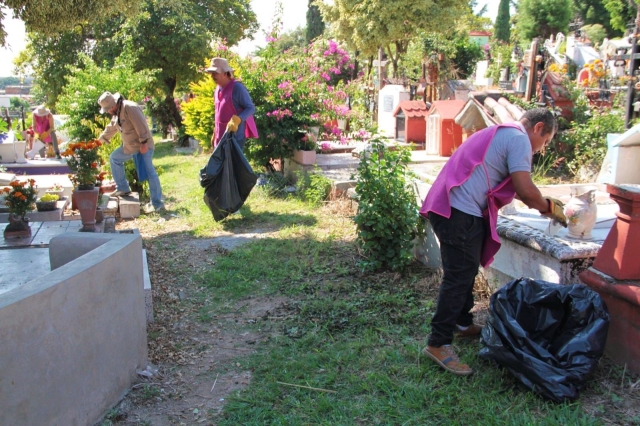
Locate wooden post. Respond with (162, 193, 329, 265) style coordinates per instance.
(625, 9, 640, 129)
(525, 39, 538, 102)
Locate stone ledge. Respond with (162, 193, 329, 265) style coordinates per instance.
(496, 216, 602, 261)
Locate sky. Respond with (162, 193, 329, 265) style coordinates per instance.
(0, 1, 499, 77)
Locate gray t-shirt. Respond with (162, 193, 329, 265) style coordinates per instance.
(449, 125, 532, 217)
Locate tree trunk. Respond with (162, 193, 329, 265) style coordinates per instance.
(352, 50, 360, 80)
(163, 77, 183, 129)
(385, 45, 398, 79)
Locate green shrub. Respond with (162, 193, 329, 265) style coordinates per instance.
(181, 75, 216, 150)
(557, 109, 625, 176)
(354, 139, 418, 272)
(294, 168, 332, 205)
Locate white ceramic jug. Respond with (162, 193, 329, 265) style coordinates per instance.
(564, 185, 597, 240)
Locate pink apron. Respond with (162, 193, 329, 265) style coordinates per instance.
(34, 114, 52, 143)
(214, 80, 258, 147)
(420, 123, 524, 267)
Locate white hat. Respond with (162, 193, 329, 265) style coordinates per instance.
(97, 91, 121, 114)
(205, 57, 234, 74)
(33, 105, 51, 117)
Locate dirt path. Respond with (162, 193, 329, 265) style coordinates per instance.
(98, 218, 291, 425)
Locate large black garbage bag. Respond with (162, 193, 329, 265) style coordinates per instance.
(479, 278, 609, 402)
(199, 132, 257, 221)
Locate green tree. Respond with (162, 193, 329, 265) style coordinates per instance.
(573, 0, 620, 37)
(17, 31, 87, 108)
(494, 0, 511, 42)
(107, 0, 257, 130)
(10, 97, 30, 109)
(270, 26, 307, 53)
(457, 1, 493, 32)
(516, 0, 573, 41)
(306, 0, 325, 43)
(0, 0, 137, 46)
(411, 32, 483, 81)
(0, 76, 19, 89)
(56, 55, 153, 141)
(316, 0, 467, 77)
(603, 0, 637, 34)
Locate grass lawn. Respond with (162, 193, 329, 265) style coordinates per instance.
(113, 140, 640, 425)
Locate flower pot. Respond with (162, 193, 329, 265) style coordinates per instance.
(95, 207, 104, 224)
(73, 187, 99, 232)
(4, 214, 31, 239)
(293, 149, 316, 165)
(36, 200, 58, 212)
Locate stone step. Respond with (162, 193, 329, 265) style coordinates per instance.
(117, 192, 140, 219)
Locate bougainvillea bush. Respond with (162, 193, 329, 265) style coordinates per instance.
(183, 31, 371, 169)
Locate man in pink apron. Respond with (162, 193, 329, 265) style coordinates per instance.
(205, 57, 258, 149)
(419, 108, 567, 376)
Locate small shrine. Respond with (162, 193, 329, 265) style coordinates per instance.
(392, 100, 429, 147)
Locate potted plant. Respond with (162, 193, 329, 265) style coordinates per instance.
(62, 140, 103, 232)
(2, 179, 38, 238)
(36, 193, 60, 211)
(46, 183, 65, 198)
(292, 128, 318, 165)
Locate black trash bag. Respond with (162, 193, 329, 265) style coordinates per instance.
(479, 278, 609, 402)
(199, 131, 257, 221)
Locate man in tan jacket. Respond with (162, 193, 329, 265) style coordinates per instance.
(97, 91, 164, 213)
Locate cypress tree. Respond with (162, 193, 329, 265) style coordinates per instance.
(306, 0, 325, 44)
(494, 0, 511, 42)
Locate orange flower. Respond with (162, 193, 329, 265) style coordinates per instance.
(14, 191, 23, 197)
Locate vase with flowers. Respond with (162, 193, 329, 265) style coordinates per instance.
(46, 183, 65, 199)
(292, 127, 318, 165)
(2, 179, 37, 238)
(62, 140, 103, 232)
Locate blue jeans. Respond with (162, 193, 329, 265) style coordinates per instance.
(427, 208, 485, 347)
(110, 145, 164, 208)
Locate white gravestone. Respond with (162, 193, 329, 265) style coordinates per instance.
(377, 85, 410, 137)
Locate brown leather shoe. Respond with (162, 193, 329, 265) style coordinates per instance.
(455, 324, 483, 339)
(423, 345, 473, 376)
